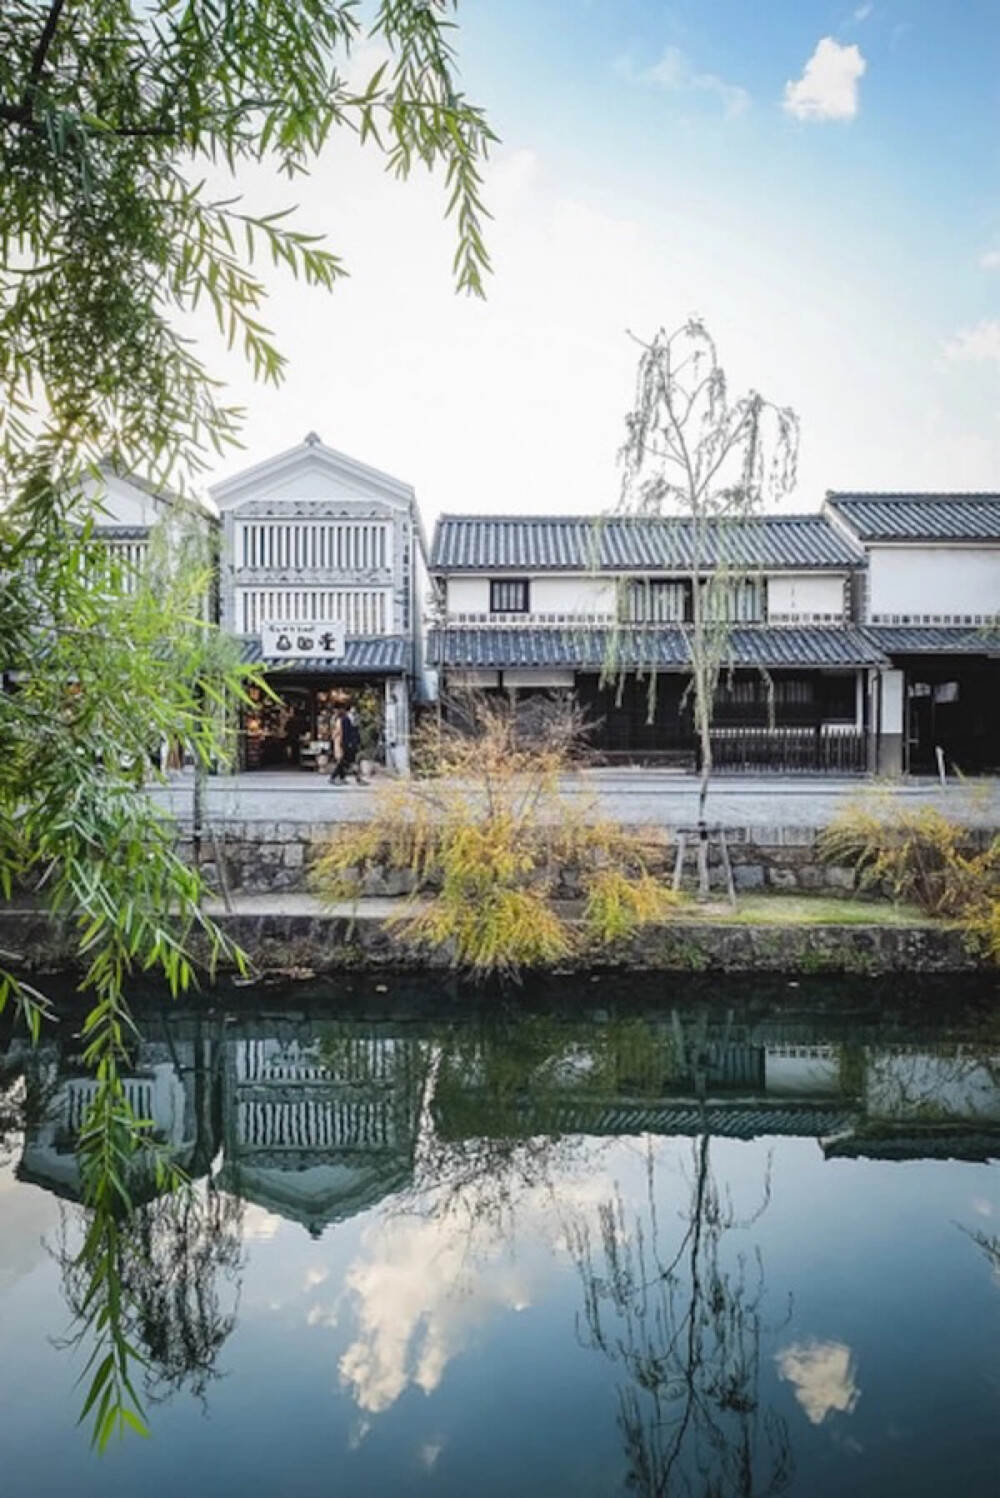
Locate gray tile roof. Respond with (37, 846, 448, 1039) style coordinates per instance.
(431, 513, 864, 572)
(866, 626, 1000, 656)
(428, 625, 885, 670)
(240, 634, 410, 674)
(826, 492, 1000, 542)
(88, 525, 150, 540)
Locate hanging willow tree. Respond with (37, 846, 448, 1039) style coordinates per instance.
(1, 0, 493, 1448)
(614, 319, 799, 897)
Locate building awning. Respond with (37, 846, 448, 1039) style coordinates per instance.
(428, 625, 886, 672)
(239, 634, 411, 675)
(864, 625, 1000, 657)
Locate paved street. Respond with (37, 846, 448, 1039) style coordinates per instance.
(150, 769, 1000, 828)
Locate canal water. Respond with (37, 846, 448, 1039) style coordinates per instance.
(2, 976, 1000, 1496)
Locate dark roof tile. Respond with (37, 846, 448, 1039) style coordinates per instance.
(431, 513, 863, 572)
(240, 634, 410, 673)
(826, 492, 1000, 542)
(428, 625, 884, 670)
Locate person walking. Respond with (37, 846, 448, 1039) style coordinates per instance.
(328, 706, 347, 784)
(329, 705, 363, 784)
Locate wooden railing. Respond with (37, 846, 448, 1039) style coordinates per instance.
(708, 727, 868, 774)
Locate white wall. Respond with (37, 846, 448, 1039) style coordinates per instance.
(446, 574, 615, 618)
(867, 546, 1000, 620)
(767, 573, 846, 620)
(880, 670, 905, 734)
(83, 471, 162, 528)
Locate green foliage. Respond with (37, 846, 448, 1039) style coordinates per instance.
(2, 0, 494, 1447)
(312, 691, 682, 976)
(0, 0, 494, 490)
(818, 800, 1000, 960)
(0, 499, 254, 1447)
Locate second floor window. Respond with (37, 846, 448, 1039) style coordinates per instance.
(490, 578, 530, 614)
(622, 579, 690, 623)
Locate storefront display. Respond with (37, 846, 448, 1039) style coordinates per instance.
(242, 679, 383, 770)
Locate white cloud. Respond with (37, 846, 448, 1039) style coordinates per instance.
(853, 4, 873, 20)
(979, 249, 1000, 271)
(777, 1339, 860, 1424)
(334, 1168, 613, 1415)
(626, 46, 750, 120)
(783, 38, 866, 121)
(337, 1211, 536, 1413)
(944, 319, 1000, 363)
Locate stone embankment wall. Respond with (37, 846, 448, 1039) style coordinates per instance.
(0, 903, 980, 977)
(179, 821, 896, 897)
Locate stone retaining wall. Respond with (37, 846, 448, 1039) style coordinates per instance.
(178, 821, 888, 897)
(1, 905, 981, 978)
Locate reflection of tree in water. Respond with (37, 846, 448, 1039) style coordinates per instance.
(570, 1138, 792, 1498)
(55, 1179, 244, 1407)
(404, 1016, 638, 1250)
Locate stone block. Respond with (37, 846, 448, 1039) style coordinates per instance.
(826, 865, 856, 891)
(733, 864, 765, 890)
(767, 866, 798, 891)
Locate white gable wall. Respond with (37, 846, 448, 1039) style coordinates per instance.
(83, 471, 162, 528)
(867, 545, 1000, 621)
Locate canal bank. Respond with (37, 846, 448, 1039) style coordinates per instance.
(1, 892, 986, 977)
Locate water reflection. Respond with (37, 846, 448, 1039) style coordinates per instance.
(571, 1138, 793, 1497)
(1, 984, 1000, 1490)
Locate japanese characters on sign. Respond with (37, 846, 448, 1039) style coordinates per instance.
(261, 621, 346, 660)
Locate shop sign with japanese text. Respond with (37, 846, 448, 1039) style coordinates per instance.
(261, 621, 346, 660)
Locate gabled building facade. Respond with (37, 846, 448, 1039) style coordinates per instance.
(824, 493, 1000, 773)
(428, 512, 881, 770)
(211, 434, 430, 772)
(78, 463, 218, 602)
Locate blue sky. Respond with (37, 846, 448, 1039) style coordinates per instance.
(205, 0, 1000, 517)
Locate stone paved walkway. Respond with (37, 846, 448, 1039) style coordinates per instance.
(151, 769, 1000, 828)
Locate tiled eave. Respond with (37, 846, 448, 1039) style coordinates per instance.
(428, 625, 886, 671)
(866, 626, 1000, 657)
(239, 634, 410, 674)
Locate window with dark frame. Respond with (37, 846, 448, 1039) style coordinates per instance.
(490, 578, 530, 614)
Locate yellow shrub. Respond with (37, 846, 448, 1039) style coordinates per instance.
(818, 797, 1000, 960)
(310, 690, 682, 977)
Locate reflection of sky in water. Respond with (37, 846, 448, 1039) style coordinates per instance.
(776, 1339, 860, 1424)
(1, 1000, 1000, 1497)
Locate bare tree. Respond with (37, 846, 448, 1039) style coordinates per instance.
(618, 319, 799, 896)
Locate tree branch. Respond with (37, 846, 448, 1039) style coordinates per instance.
(21, 0, 67, 120)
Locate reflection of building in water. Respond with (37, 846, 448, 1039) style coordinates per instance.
(433, 1018, 1000, 1158)
(217, 1027, 428, 1236)
(4, 1011, 1000, 1203)
(823, 1046, 1000, 1162)
(6, 1036, 201, 1202)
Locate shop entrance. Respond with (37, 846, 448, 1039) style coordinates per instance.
(902, 658, 1000, 774)
(242, 677, 385, 771)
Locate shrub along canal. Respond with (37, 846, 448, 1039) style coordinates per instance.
(2, 974, 1000, 1496)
